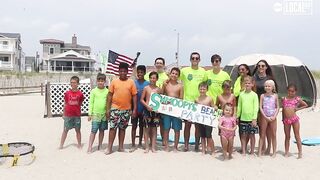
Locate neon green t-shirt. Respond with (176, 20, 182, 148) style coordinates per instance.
(88, 87, 109, 121)
(237, 91, 259, 121)
(206, 70, 230, 103)
(180, 67, 207, 102)
(233, 76, 242, 97)
(144, 71, 168, 88)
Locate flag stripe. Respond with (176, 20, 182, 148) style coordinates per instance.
(106, 50, 134, 77)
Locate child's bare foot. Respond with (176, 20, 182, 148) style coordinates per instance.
(284, 152, 289, 157)
(129, 146, 136, 153)
(118, 148, 125, 152)
(151, 148, 157, 153)
(58, 146, 63, 150)
(87, 147, 93, 154)
(183, 146, 189, 152)
(77, 144, 82, 149)
(271, 153, 276, 158)
(144, 148, 149, 153)
(105, 149, 112, 155)
(164, 146, 169, 152)
(298, 153, 302, 159)
(201, 150, 206, 155)
(228, 155, 233, 159)
(195, 145, 199, 152)
(173, 148, 178, 153)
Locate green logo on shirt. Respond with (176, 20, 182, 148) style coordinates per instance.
(207, 79, 212, 86)
(187, 74, 193, 81)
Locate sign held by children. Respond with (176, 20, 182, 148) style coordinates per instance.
(148, 93, 222, 127)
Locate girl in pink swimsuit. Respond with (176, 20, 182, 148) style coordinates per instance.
(258, 80, 279, 157)
(218, 103, 237, 160)
(282, 84, 308, 159)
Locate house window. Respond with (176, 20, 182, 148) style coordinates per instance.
(49, 48, 54, 54)
(2, 41, 8, 49)
(0, 56, 9, 62)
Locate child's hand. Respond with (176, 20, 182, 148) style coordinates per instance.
(132, 111, 137, 119)
(147, 106, 153, 112)
(88, 116, 92, 121)
(252, 120, 257, 127)
(106, 110, 111, 119)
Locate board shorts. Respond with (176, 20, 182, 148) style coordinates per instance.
(199, 124, 213, 138)
(143, 110, 160, 128)
(239, 121, 259, 135)
(162, 114, 182, 131)
(63, 116, 81, 130)
(109, 108, 131, 129)
(91, 114, 108, 133)
(131, 112, 144, 127)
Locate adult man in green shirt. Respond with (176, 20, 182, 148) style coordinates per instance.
(144, 57, 168, 88)
(206, 54, 230, 103)
(144, 57, 168, 143)
(180, 52, 207, 151)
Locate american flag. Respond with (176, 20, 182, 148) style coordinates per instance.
(106, 50, 134, 76)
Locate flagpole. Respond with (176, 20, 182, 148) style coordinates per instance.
(174, 30, 180, 67)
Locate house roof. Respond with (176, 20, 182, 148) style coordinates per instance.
(0, 32, 21, 39)
(62, 43, 91, 50)
(50, 50, 94, 62)
(40, 39, 64, 44)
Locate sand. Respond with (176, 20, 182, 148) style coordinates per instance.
(1, 94, 320, 180)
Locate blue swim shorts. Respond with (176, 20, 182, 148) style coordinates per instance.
(162, 114, 182, 131)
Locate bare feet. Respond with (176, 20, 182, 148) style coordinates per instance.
(228, 155, 233, 159)
(129, 146, 136, 153)
(151, 148, 157, 153)
(144, 148, 149, 153)
(118, 148, 125, 152)
(87, 147, 93, 154)
(58, 146, 63, 150)
(164, 146, 169, 152)
(298, 153, 302, 159)
(105, 149, 112, 155)
(284, 152, 289, 157)
(173, 148, 178, 153)
(183, 146, 189, 152)
(77, 144, 83, 149)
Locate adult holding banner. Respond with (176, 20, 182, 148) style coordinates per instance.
(180, 52, 207, 151)
(206, 54, 231, 103)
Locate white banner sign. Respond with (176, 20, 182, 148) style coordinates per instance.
(148, 93, 222, 128)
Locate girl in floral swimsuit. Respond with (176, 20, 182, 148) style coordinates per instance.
(282, 83, 308, 159)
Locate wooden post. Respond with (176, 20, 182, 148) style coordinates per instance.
(46, 82, 52, 118)
(40, 83, 43, 96)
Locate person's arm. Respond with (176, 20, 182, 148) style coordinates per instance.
(259, 94, 267, 119)
(140, 87, 152, 111)
(88, 90, 95, 121)
(236, 95, 242, 121)
(231, 118, 237, 131)
(179, 84, 184, 99)
(106, 92, 113, 119)
(132, 94, 137, 118)
(272, 94, 280, 121)
(252, 93, 259, 127)
(215, 95, 220, 108)
(232, 95, 237, 117)
(218, 117, 227, 131)
(296, 97, 308, 111)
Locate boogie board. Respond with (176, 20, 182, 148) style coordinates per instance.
(297, 137, 320, 146)
(157, 134, 196, 145)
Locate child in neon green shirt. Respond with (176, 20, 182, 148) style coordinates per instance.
(87, 73, 109, 153)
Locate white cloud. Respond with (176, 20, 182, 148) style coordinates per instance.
(48, 22, 70, 34)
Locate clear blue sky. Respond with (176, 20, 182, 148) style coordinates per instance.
(1, 0, 319, 69)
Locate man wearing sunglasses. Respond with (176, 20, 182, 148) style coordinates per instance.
(180, 52, 207, 151)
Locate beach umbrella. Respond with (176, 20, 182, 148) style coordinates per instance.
(223, 54, 317, 107)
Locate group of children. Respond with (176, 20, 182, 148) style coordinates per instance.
(59, 62, 308, 160)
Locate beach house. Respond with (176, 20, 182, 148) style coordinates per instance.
(40, 34, 95, 72)
(0, 32, 24, 72)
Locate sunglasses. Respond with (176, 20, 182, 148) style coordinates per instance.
(191, 57, 199, 60)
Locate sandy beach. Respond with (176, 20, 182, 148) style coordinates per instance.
(1, 94, 320, 180)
